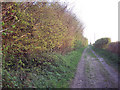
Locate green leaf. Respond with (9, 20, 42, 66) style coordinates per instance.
(2, 32, 6, 36)
(8, 11, 10, 13)
(2, 22, 5, 26)
(12, 10, 15, 13)
(15, 16, 18, 20)
(10, 31, 13, 33)
(12, 25, 16, 28)
(6, 46, 8, 50)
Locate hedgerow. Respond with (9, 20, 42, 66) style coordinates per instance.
(2, 2, 88, 88)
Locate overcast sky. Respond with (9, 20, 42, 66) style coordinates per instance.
(59, 0, 119, 44)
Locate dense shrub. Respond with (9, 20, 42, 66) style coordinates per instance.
(2, 2, 88, 69)
(93, 37, 111, 49)
(1, 2, 88, 88)
(107, 41, 120, 56)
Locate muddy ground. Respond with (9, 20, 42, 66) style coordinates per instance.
(70, 47, 118, 88)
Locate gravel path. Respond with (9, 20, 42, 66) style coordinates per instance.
(70, 47, 118, 88)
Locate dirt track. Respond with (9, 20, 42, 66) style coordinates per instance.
(70, 47, 118, 88)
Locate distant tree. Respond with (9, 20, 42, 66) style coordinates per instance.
(93, 37, 111, 49)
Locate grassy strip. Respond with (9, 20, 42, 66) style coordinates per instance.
(91, 46, 120, 72)
(31, 47, 85, 88)
(86, 47, 96, 58)
(3, 47, 85, 88)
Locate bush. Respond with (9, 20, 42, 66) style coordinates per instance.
(2, 47, 85, 88)
(107, 41, 120, 56)
(2, 2, 88, 88)
(93, 37, 111, 49)
(92, 46, 120, 72)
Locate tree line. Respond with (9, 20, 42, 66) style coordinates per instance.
(93, 37, 120, 56)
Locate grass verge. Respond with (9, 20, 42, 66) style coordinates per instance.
(86, 47, 96, 58)
(3, 47, 85, 88)
(91, 46, 120, 72)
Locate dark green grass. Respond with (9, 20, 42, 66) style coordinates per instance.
(91, 46, 120, 72)
(30, 47, 85, 88)
(3, 47, 85, 88)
